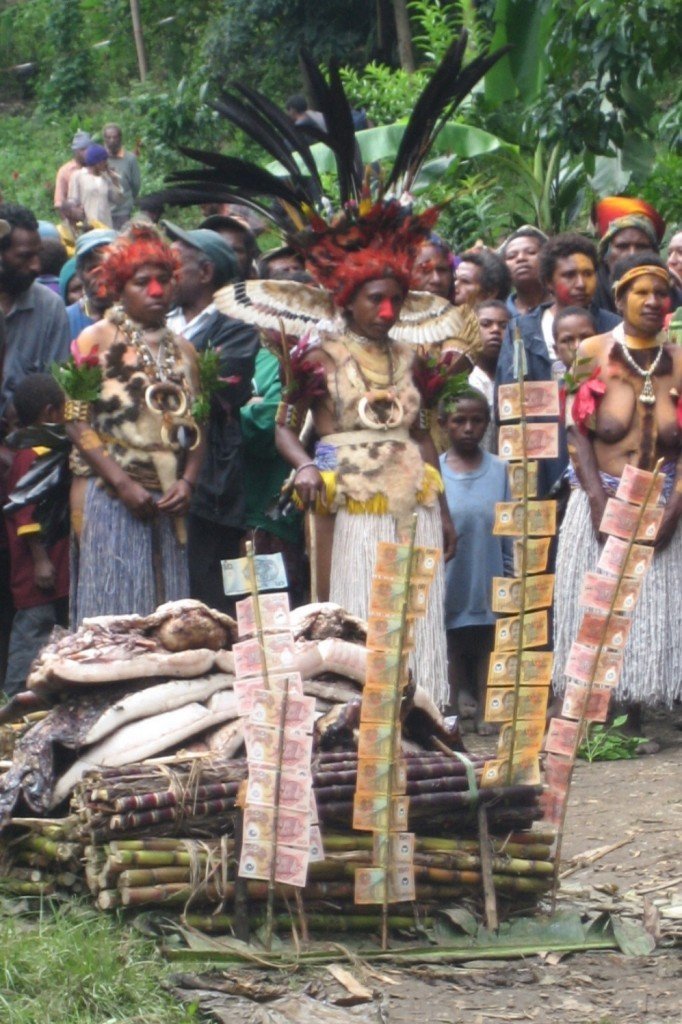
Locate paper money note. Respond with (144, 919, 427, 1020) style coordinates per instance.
(357, 723, 394, 761)
(356, 757, 406, 794)
(373, 543, 440, 583)
(565, 641, 623, 688)
(561, 680, 611, 723)
(243, 805, 311, 849)
(544, 716, 580, 757)
(497, 718, 545, 757)
(597, 536, 655, 580)
(373, 831, 415, 868)
(487, 650, 554, 688)
(239, 841, 309, 887)
(498, 381, 560, 421)
(491, 574, 555, 613)
(485, 685, 549, 724)
(370, 576, 431, 617)
(366, 613, 415, 653)
(354, 865, 416, 904)
(308, 825, 325, 863)
(579, 572, 642, 614)
(365, 650, 408, 689)
(222, 551, 288, 596)
(234, 676, 266, 716)
(494, 610, 548, 650)
(508, 461, 539, 500)
(493, 501, 557, 537)
(599, 498, 663, 542)
(245, 766, 311, 811)
(360, 685, 398, 725)
(498, 423, 559, 460)
(233, 633, 297, 678)
(544, 752, 572, 793)
(236, 592, 291, 638)
(244, 722, 313, 771)
(576, 610, 632, 651)
(615, 464, 664, 507)
(480, 754, 541, 787)
(513, 537, 551, 575)
(352, 793, 409, 832)
(250, 690, 315, 733)
(540, 786, 567, 826)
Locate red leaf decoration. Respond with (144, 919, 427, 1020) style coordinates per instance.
(572, 367, 606, 434)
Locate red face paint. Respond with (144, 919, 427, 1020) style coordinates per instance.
(146, 276, 165, 297)
(378, 297, 396, 321)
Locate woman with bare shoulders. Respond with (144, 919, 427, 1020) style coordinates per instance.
(553, 253, 682, 743)
(66, 224, 204, 623)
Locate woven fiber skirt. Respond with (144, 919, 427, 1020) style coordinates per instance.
(71, 478, 190, 625)
(329, 504, 448, 708)
(552, 488, 682, 707)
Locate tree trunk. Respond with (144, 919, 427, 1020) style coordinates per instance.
(392, 0, 415, 72)
(129, 0, 148, 82)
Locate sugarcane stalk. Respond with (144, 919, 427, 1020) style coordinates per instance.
(0, 878, 55, 895)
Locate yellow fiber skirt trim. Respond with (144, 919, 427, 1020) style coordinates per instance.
(295, 464, 443, 516)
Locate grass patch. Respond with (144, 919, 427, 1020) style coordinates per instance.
(0, 898, 198, 1023)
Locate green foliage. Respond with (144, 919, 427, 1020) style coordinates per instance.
(339, 63, 428, 124)
(39, 0, 94, 113)
(0, 900, 197, 1022)
(578, 715, 648, 762)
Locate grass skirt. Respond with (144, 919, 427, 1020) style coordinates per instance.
(329, 504, 449, 708)
(553, 488, 682, 707)
(71, 479, 190, 625)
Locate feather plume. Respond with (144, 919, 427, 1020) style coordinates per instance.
(299, 49, 361, 204)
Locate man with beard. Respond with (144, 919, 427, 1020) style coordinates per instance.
(164, 221, 259, 612)
(0, 203, 70, 432)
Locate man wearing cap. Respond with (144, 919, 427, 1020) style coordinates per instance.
(54, 131, 92, 214)
(67, 144, 123, 229)
(258, 246, 305, 280)
(164, 222, 260, 613)
(66, 228, 117, 339)
(0, 202, 70, 430)
(593, 197, 664, 313)
(103, 123, 141, 229)
(199, 215, 259, 281)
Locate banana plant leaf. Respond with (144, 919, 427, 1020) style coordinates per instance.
(266, 122, 513, 179)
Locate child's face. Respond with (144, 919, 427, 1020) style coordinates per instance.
(443, 399, 489, 453)
(555, 314, 595, 369)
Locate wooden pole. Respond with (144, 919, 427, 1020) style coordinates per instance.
(129, 0, 147, 82)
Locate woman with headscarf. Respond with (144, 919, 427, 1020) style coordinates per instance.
(68, 144, 123, 230)
(553, 252, 682, 746)
(592, 197, 665, 313)
(66, 224, 203, 622)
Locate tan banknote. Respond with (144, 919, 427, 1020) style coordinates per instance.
(498, 381, 560, 421)
(493, 501, 557, 537)
(498, 423, 559, 460)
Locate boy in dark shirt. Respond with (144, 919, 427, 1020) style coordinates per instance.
(3, 374, 69, 696)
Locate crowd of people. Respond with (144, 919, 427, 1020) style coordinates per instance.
(1, 113, 681, 749)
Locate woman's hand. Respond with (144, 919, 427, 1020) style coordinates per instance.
(441, 510, 458, 562)
(653, 496, 681, 551)
(115, 475, 158, 520)
(293, 465, 324, 508)
(157, 478, 193, 516)
(587, 488, 607, 538)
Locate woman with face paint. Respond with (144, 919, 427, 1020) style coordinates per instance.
(66, 224, 204, 623)
(553, 252, 682, 747)
(271, 250, 458, 706)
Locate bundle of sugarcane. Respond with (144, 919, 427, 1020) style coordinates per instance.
(86, 830, 555, 916)
(72, 754, 248, 842)
(73, 749, 543, 844)
(0, 818, 85, 896)
(313, 751, 544, 835)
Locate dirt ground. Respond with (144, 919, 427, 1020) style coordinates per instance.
(382, 707, 682, 1024)
(179, 709, 681, 1024)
